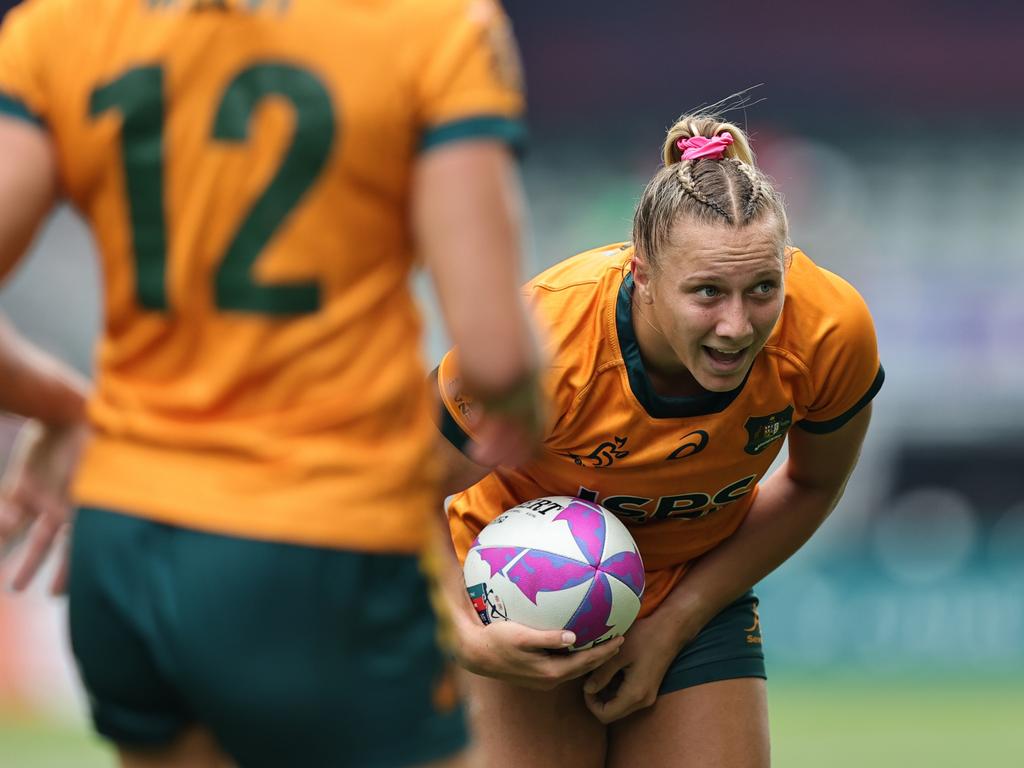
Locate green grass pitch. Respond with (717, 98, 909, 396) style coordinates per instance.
(1, 674, 1020, 767)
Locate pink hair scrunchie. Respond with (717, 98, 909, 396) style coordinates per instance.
(676, 132, 734, 161)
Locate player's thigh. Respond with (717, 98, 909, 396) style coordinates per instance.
(117, 725, 233, 768)
(459, 671, 604, 768)
(607, 677, 769, 768)
(416, 753, 471, 768)
(607, 589, 769, 767)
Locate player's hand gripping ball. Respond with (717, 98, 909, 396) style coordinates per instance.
(463, 496, 644, 650)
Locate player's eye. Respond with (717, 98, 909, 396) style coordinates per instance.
(695, 285, 719, 298)
(750, 281, 777, 296)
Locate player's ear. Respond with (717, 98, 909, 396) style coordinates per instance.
(632, 252, 655, 305)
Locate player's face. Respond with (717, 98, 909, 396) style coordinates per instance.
(634, 218, 786, 393)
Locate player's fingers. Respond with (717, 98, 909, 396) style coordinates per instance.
(581, 653, 627, 695)
(467, 416, 511, 455)
(511, 625, 578, 652)
(540, 637, 624, 684)
(570, 637, 624, 669)
(566, 655, 620, 683)
(594, 697, 645, 725)
(468, 433, 525, 468)
(584, 688, 629, 724)
(586, 677, 653, 724)
(584, 692, 618, 723)
(466, 442, 499, 468)
(0, 501, 14, 544)
(7, 479, 47, 528)
(11, 511, 61, 591)
(467, 417, 535, 467)
(583, 690, 605, 718)
(49, 528, 71, 595)
(0, 497, 30, 550)
(0, 497, 22, 535)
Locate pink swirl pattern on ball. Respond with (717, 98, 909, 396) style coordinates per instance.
(599, 550, 644, 597)
(553, 499, 607, 566)
(564, 572, 614, 646)
(476, 546, 524, 577)
(506, 551, 595, 604)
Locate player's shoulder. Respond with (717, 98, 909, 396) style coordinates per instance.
(47, 0, 478, 26)
(526, 242, 630, 335)
(373, 0, 502, 30)
(0, 0, 89, 101)
(3, 0, 170, 40)
(528, 242, 632, 296)
(525, 242, 631, 380)
(770, 246, 876, 362)
(783, 246, 873, 325)
(0, 0, 81, 32)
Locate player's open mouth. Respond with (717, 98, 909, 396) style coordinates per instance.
(702, 345, 747, 371)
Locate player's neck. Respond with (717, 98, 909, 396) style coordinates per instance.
(630, 300, 705, 398)
(646, 362, 705, 399)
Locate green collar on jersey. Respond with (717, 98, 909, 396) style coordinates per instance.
(616, 272, 752, 419)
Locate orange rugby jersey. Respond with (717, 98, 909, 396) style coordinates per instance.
(0, 0, 525, 552)
(438, 243, 883, 613)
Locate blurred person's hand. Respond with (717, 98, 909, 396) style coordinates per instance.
(0, 418, 88, 593)
(467, 373, 546, 468)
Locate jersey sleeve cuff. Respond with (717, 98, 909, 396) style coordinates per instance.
(439, 404, 472, 453)
(419, 115, 526, 156)
(796, 364, 885, 435)
(0, 91, 45, 128)
(431, 366, 473, 454)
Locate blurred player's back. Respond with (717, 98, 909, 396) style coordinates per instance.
(0, 0, 524, 551)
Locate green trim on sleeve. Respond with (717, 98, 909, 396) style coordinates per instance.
(419, 115, 526, 155)
(440, 404, 472, 454)
(797, 365, 885, 434)
(0, 91, 44, 128)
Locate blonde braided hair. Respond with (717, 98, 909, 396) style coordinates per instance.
(632, 111, 788, 272)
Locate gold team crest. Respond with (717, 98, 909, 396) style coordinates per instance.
(743, 406, 793, 455)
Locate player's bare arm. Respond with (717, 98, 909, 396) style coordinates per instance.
(584, 404, 872, 723)
(414, 140, 545, 468)
(417, 142, 559, 678)
(429, 411, 625, 688)
(667, 403, 872, 635)
(0, 117, 57, 279)
(0, 116, 85, 425)
(0, 116, 90, 591)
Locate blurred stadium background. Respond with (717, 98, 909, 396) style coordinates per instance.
(1, 0, 1021, 764)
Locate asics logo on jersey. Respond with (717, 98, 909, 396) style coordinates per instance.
(563, 436, 630, 468)
(665, 429, 709, 461)
(743, 406, 794, 455)
(577, 473, 757, 524)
